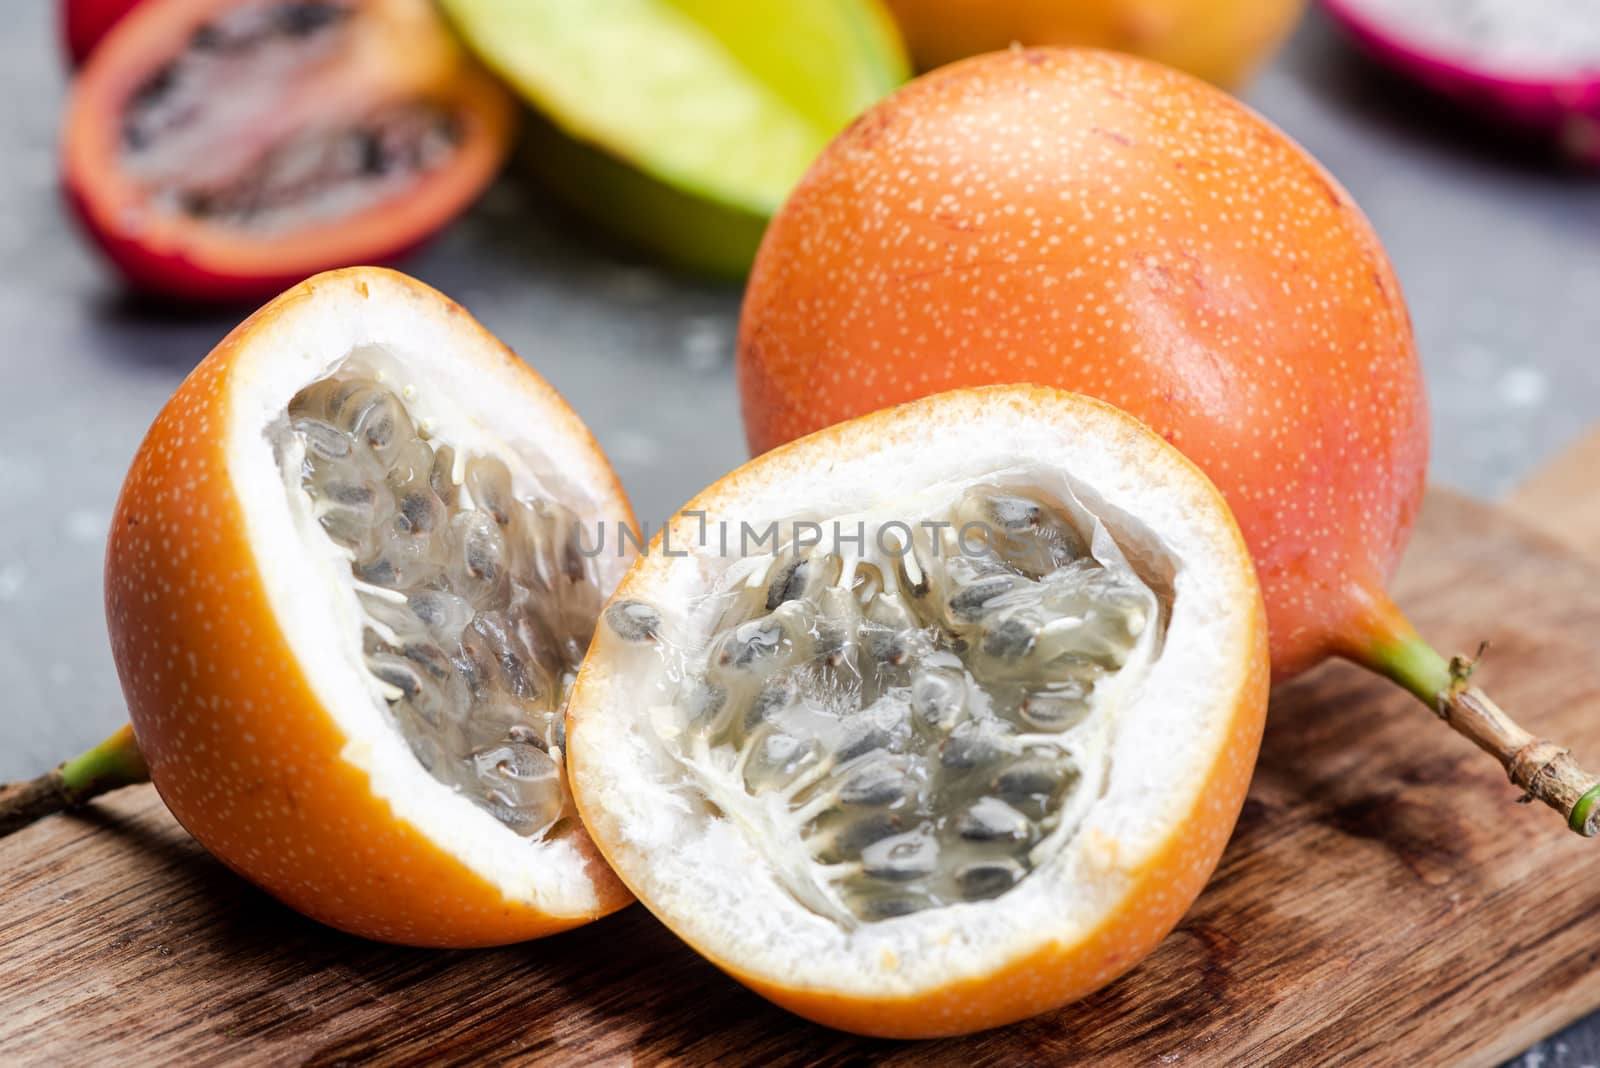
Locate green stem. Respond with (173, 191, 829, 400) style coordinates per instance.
(1365, 632, 1454, 708)
(1572, 782, 1600, 836)
(1362, 631, 1600, 837)
(0, 725, 150, 838)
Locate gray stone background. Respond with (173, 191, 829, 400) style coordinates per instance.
(0, 3, 1594, 1063)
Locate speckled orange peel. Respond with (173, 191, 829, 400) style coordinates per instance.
(736, 47, 1600, 836)
(566, 386, 1271, 1037)
(0, 266, 636, 945)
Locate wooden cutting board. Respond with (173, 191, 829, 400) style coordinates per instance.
(4, 435, 1600, 1067)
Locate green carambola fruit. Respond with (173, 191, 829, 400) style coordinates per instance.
(440, 0, 909, 276)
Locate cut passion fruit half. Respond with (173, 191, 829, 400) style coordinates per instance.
(567, 386, 1269, 1035)
(95, 267, 634, 945)
(63, 0, 517, 301)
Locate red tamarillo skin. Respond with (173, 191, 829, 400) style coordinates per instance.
(737, 47, 1428, 681)
(61, 0, 144, 65)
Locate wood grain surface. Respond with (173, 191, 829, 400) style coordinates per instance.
(3, 473, 1599, 1066)
(1508, 430, 1600, 559)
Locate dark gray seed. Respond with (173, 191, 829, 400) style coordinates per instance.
(899, 556, 931, 599)
(277, 2, 347, 38)
(987, 494, 1043, 531)
(357, 130, 388, 176)
(318, 380, 361, 422)
(746, 680, 794, 730)
(832, 812, 901, 857)
(993, 758, 1075, 805)
(508, 723, 546, 750)
(1021, 691, 1089, 731)
(765, 558, 808, 611)
(403, 641, 451, 682)
(838, 761, 911, 807)
(940, 727, 998, 770)
(861, 830, 938, 881)
(409, 591, 441, 626)
(955, 798, 1032, 842)
(970, 555, 1015, 577)
(983, 618, 1037, 659)
(463, 522, 502, 580)
(465, 457, 514, 525)
(473, 741, 562, 826)
(860, 623, 910, 666)
(410, 590, 471, 633)
(475, 740, 543, 783)
(397, 491, 438, 533)
(473, 617, 537, 700)
(837, 725, 891, 764)
(452, 636, 495, 701)
(479, 799, 541, 835)
(813, 620, 848, 665)
(334, 388, 394, 451)
(477, 799, 531, 835)
(294, 418, 350, 460)
(558, 528, 587, 584)
(719, 619, 784, 669)
(369, 657, 421, 699)
(911, 670, 964, 729)
(325, 480, 374, 507)
(121, 70, 176, 152)
(862, 894, 928, 920)
(356, 395, 401, 451)
(957, 860, 1023, 900)
(430, 445, 458, 506)
(604, 600, 661, 642)
(357, 556, 399, 586)
(949, 575, 1018, 621)
(189, 24, 223, 52)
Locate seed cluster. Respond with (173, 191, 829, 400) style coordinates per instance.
(175, 105, 462, 232)
(610, 485, 1156, 924)
(279, 367, 600, 839)
(122, 0, 463, 234)
(125, 2, 355, 153)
